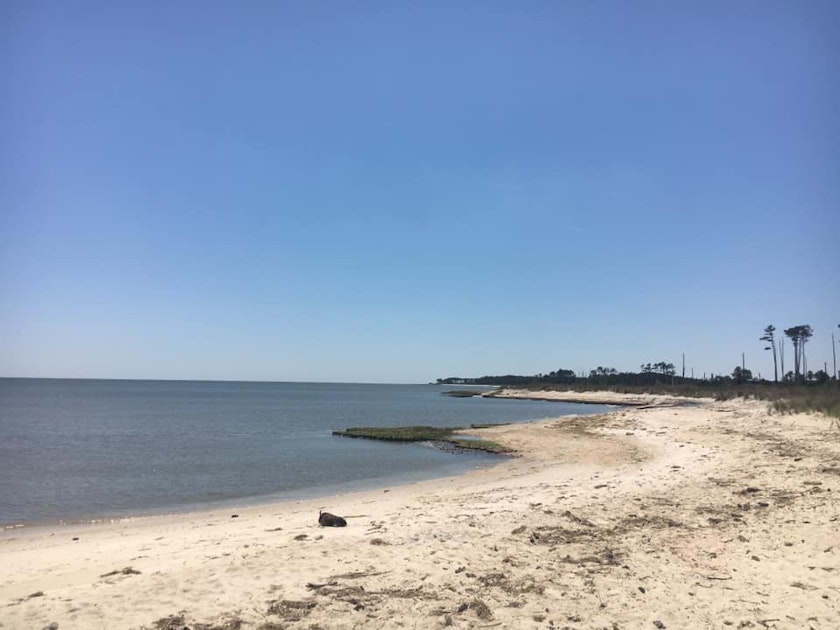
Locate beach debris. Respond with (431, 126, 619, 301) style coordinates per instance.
(562, 510, 597, 528)
(151, 614, 186, 630)
(41, 623, 59, 630)
(653, 621, 666, 629)
(149, 614, 244, 630)
(461, 599, 492, 620)
(100, 566, 141, 578)
(266, 599, 316, 621)
(11, 591, 49, 607)
(230, 514, 239, 518)
(330, 569, 389, 580)
(293, 534, 308, 541)
(318, 511, 347, 527)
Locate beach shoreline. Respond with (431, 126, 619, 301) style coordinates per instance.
(0, 395, 617, 535)
(1, 380, 611, 530)
(1, 391, 838, 629)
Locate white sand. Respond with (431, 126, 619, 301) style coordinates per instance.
(1, 392, 838, 629)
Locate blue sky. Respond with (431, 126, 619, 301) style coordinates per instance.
(2, 1, 838, 383)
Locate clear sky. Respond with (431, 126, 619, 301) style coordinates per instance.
(2, 1, 839, 383)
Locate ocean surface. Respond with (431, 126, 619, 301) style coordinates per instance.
(0, 379, 613, 526)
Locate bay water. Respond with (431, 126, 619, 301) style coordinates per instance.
(0, 379, 612, 526)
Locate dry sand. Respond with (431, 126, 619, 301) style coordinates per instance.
(1, 391, 839, 629)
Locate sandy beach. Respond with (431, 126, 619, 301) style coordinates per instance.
(1, 391, 838, 630)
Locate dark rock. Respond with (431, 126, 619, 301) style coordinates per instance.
(318, 511, 347, 527)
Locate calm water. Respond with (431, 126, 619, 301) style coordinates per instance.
(0, 379, 612, 526)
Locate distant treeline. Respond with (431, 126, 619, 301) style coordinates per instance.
(437, 372, 691, 387)
(436, 362, 832, 388)
(439, 322, 840, 388)
(438, 368, 576, 386)
(439, 364, 694, 386)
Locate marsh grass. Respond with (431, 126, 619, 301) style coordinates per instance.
(769, 388, 840, 420)
(441, 389, 487, 397)
(448, 438, 512, 454)
(334, 426, 458, 441)
(333, 426, 513, 453)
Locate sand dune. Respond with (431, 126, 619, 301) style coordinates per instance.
(1, 392, 838, 629)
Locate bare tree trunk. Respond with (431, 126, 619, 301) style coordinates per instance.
(779, 339, 785, 378)
(802, 341, 807, 378)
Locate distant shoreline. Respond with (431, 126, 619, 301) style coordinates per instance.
(485, 387, 698, 407)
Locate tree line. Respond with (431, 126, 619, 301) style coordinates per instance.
(760, 324, 823, 384)
(437, 368, 576, 386)
(437, 322, 838, 387)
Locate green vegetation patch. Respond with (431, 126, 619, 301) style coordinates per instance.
(335, 426, 459, 441)
(468, 422, 511, 429)
(449, 438, 512, 454)
(332, 426, 513, 454)
(441, 390, 488, 397)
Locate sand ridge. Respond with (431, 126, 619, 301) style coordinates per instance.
(1, 393, 839, 629)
